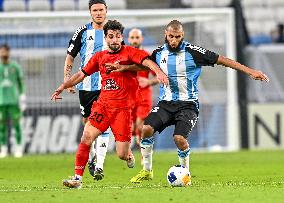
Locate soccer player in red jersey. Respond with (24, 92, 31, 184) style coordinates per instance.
(127, 28, 158, 149)
(51, 20, 168, 189)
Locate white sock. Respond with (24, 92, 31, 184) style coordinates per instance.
(177, 148, 190, 169)
(140, 137, 154, 171)
(95, 132, 110, 170)
(89, 141, 96, 162)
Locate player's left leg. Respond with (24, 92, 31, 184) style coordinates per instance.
(116, 141, 134, 167)
(173, 134, 190, 169)
(111, 107, 135, 168)
(173, 108, 198, 170)
(10, 105, 23, 158)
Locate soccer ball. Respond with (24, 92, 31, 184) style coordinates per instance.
(167, 165, 191, 187)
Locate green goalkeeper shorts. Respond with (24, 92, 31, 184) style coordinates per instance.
(0, 105, 22, 121)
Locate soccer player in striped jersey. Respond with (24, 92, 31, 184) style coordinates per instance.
(63, 0, 110, 181)
(129, 20, 269, 183)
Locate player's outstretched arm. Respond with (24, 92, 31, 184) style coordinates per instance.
(51, 71, 86, 101)
(142, 58, 169, 86)
(217, 55, 269, 82)
(64, 54, 76, 94)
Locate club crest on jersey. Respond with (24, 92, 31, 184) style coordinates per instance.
(103, 79, 120, 91)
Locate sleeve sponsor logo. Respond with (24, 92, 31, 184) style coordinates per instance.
(186, 43, 206, 55)
(72, 25, 86, 41)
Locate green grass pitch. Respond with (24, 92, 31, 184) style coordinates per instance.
(0, 150, 283, 203)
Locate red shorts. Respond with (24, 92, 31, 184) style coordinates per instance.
(132, 99, 152, 122)
(88, 102, 132, 142)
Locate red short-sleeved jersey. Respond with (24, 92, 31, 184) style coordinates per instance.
(82, 45, 149, 108)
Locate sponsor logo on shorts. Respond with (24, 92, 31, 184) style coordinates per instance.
(151, 107, 159, 112)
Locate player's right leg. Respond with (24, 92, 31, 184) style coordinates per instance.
(130, 103, 171, 183)
(78, 90, 110, 178)
(0, 106, 8, 158)
(63, 121, 103, 189)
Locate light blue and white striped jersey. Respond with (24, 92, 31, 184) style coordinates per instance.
(67, 23, 108, 91)
(151, 41, 218, 102)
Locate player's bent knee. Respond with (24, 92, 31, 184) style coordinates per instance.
(174, 135, 189, 150)
(142, 125, 154, 138)
(81, 123, 101, 145)
(81, 131, 93, 145)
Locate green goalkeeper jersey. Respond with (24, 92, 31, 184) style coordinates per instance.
(0, 61, 25, 106)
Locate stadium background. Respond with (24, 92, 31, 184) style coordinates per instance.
(0, 0, 283, 154)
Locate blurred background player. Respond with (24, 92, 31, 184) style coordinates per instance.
(127, 28, 158, 151)
(51, 20, 169, 189)
(130, 20, 269, 183)
(0, 44, 26, 158)
(63, 0, 110, 180)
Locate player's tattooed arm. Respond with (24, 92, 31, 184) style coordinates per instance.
(217, 55, 269, 82)
(63, 54, 76, 94)
(64, 64, 73, 79)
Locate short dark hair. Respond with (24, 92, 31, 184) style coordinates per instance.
(0, 43, 10, 51)
(89, 0, 107, 9)
(103, 20, 124, 36)
(166, 20, 183, 31)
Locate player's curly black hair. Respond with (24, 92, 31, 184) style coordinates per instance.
(103, 20, 125, 36)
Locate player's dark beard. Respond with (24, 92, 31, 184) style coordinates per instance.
(109, 44, 121, 52)
(165, 37, 184, 52)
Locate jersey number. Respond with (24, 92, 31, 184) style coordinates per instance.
(89, 111, 104, 123)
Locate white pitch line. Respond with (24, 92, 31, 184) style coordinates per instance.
(0, 184, 164, 192)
